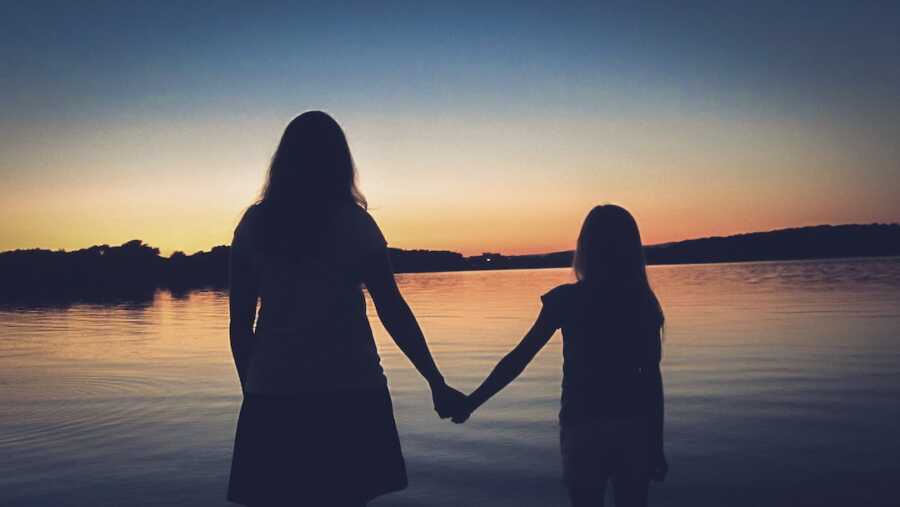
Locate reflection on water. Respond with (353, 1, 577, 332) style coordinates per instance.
(2, 258, 900, 506)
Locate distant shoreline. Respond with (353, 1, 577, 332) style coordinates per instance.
(401, 254, 900, 275)
(1, 223, 898, 303)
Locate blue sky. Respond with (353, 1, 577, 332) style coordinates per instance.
(2, 1, 899, 254)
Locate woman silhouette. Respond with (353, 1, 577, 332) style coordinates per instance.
(226, 111, 465, 506)
(453, 205, 667, 507)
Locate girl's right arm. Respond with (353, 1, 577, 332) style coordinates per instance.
(452, 307, 558, 423)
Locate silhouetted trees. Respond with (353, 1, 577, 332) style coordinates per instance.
(388, 248, 467, 272)
(2, 223, 898, 303)
(164, 246, 230, 291)
(0, 240, 162, 303)
(643, 224, 900, 265)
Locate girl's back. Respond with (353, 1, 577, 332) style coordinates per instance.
(542, 282, 662, 424)
(457, 204, 668, 506)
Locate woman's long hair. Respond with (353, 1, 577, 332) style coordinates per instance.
(254, 111, 366, 256)
(573, 205, 664, 330)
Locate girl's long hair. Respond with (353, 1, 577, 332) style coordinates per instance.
(253, 111, 366, 256)
(573, 205, 664, 330)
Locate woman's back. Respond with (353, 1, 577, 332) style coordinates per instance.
(231, 202, 388, 395)
(542, 282, 661, 424)
(228, 112, 466, 506)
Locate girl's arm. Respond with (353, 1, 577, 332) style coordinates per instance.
(362, 249, 465, 418)
(453, 307, 558, 423)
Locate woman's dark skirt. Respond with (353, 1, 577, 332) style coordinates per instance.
(227, 385, 407, 505)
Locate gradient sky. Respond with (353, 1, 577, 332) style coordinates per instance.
(2, 1, 899, 255)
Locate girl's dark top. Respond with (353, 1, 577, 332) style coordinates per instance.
(541, 282, 662, 425)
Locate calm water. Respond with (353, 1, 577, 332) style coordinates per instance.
(2, 259, 900, 506)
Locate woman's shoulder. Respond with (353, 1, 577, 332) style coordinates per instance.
(234, 204, 263, 238)
(336, 202, 374, 222)
(334, 203, 386, 250)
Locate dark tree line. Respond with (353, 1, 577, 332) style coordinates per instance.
(0, 242, 467, 304)
(2, 223, 898, 304)
(643, 224, 900, 265)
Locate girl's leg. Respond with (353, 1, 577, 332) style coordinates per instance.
(567, 484, 606, 507)
(561, 421, 615, 507)
(611, 474, 648, 507)
(612, 422, 649, 506)
(611, 416, 651, 507)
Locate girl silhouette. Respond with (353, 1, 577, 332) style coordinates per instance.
(453, 205, 668, 507)
(227, 111, 465, 506)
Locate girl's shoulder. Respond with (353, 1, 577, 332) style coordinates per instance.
(540, 283, 585, 327)
(541, 282, 582, 311)
(542, 282, 579, 299)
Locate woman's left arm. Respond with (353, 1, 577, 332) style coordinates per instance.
(228, 230, 259, 391)
(362, 249, 465, 418)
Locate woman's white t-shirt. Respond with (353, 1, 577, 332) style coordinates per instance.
(230, 203, 388, 395)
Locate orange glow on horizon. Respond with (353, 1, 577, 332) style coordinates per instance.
(2, 106, 899, 256)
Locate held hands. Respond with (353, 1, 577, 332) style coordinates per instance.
(450, 396, 475, 424)
(450, 402, 475, 424)
(430, 380, 468, 420)
(429, 380, 477, 423)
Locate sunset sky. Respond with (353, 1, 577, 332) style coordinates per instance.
(2, 1, 899, 256)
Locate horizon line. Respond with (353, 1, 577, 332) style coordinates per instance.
(3, 221, 898, 258)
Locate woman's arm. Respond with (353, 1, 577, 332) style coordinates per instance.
(362, 249, 464, 417)
(228, 233, 259, 391)
(452, 307, 558, 423)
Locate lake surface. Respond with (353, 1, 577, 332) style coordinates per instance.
(2, 258, 900, 506)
